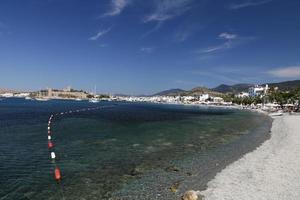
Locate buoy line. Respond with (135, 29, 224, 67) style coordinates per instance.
(46, 105, 113, 200)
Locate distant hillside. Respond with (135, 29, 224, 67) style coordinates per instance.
(212, 80, 300, 94)
(187, 87, 223, 96)
(267, 80, 300, 91)
(153, 87, 222, 97)
(153, 88, 186, 96)
(212, 84, 253, 94)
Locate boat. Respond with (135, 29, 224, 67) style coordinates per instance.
(89, 98, 99, 103)
(75, 98, 82, 101)
(25, 96, 33, 100)
(89, 85, 99, 103)
(269, 111, 283, 117)
(35, 98, 49, 101)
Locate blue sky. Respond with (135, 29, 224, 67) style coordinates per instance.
(0, 0, 300, 94)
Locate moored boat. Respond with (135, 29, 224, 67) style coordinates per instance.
(35, 98, 49, 101)
(269, 111, 283, 117)
(89, 98, 99, 103)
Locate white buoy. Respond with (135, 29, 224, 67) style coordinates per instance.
(51, 152, 56, 159)
(48, 127, 50, 130)
(48, 135, 51, 140)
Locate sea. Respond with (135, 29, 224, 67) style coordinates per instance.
(0, 98, 272, 200)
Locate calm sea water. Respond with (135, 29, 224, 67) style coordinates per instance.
(0, 98, 270, 200)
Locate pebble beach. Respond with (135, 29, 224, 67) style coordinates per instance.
(201, 114, 300, 200)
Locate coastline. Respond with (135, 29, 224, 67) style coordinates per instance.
(112, 109, 273, 199)
(1, 99, 280, 200)
(200, 114, 300, 200)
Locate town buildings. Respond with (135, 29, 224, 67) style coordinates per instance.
(36, 87, 89, 99)
(248, 84, 269, 97)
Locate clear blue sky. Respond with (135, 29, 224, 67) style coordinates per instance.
(0, 0, 300, 94)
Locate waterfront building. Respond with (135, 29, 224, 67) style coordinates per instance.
(212, 97, 224, 103)
(199, 94, 210, 102)
(36, 87, 88, 99)
(14, 93, 30, 98)
(248, 84, 269, 97)
(0, 93, 14, 98)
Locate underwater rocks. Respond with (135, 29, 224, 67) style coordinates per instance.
(169, 181, 180, 193)
(165, 165, 180, 172)
(130, 167, 144, 176)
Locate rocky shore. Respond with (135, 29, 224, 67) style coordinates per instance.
(200, 114, 300, 200)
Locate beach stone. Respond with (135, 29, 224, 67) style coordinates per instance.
(186, 172, 193, 176)
(169, 181, 180, 193)
(130, 167, 143, 176)
(182, 190, 202, 200)
(132, 143, 140, 147)
(186, 144, 195, 148)
(165, 165, 180, 172)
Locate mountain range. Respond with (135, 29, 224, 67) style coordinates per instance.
(153, 89, 186, 96)
(153, 80, 300, 96)
(213, 80, 300, 93)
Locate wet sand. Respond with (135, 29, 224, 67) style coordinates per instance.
(201, 114, 300, 200)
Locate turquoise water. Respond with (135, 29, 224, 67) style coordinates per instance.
(0, 98, 270, 200)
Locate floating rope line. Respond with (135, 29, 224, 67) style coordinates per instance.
(46, 105, 108, 200)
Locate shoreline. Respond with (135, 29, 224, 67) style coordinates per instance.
(112, 109, 273, 199)
(200, 114, 300, 200)
(0, 99, 276, 199)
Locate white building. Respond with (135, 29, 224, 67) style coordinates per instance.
(248, 84, 269, 97)
(213, 97, 224, 103)
(0, 93, 14, 98)
(182, 96, 196, 102)
(199, 94, 210, 102)
(14, 93, 30, 98)
(236, 92, 249, 98)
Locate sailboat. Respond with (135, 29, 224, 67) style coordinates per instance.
(89, 85, 99, 103)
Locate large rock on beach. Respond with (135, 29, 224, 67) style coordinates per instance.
(182, 190, 202, 200)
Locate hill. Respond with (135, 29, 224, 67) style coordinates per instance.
(267, 80, 300, 91)
(212, 80, 300, 94)
(153, 87, 222, 97)
(153, 88, 186, 96)
(212, 84, 253, 94)
(187, 87, 223, 96)
(153, 80, 300, 97)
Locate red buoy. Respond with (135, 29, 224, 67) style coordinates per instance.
(48, 141, 54, 148)
(54, 167, 61, 181)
